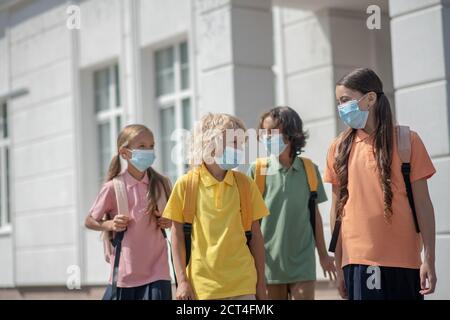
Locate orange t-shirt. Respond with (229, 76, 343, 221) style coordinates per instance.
(324, 129, 436, 269)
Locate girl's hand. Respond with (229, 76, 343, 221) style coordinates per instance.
(420, 260, 437, 295)
(256, 281, 268, 300)
(107, 214, 130, 232)
(176, 280, 195, 300)
(320, 254, 337, 281)
(336, 269, 348, 299)
(157, 217, 172, 229)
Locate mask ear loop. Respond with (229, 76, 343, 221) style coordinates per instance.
(357, 93, 372, 111)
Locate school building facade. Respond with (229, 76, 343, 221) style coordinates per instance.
(0, 0, 449, 299)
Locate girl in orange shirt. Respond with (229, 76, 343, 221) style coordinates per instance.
(324, 68, 437, 300)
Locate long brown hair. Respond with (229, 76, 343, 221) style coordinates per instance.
(106, 124, 171, 216)
(334, 68, 394, 221)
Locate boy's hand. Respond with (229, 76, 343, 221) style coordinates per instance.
(176, 280, 195, 300)
(420, 259, 437, 295)
(157, 217, 172, 229)
(256, 281, 268, 300)
(320, 254, 337, 281)
(106, 214, 130, 232)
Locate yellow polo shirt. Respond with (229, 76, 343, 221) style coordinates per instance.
(162, 164, 269, 300)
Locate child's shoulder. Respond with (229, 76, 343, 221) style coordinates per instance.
(100, 179, 115, 191)
(395, 126, 421, 144)
(234, 170, 254, 180)
(171, 171, 192, 191)
(98, 172, 129, 195)
(95, 179, 117, 204)
(298, 155, 319, 168)
(249, 157, 271, 167)
(409, 129, 420, 141)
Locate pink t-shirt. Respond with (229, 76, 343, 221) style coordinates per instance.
(89, 170, 171, 288)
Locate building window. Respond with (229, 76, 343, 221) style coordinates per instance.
(94, 64, 123, 182)
(155, 41, 193, 182)
(0, 102, 11, 230)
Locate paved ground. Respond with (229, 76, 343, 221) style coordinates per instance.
(0, 281, 341, 300)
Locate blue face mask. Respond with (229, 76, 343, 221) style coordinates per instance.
(262, 133, 287, 156)
(214, 146, 244, 170)
(338, 94, 369, 129)
(129, 149, 156, 172)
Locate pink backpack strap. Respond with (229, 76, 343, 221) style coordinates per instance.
(113, 176, 129, 216)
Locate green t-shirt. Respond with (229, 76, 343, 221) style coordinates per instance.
(248, 155, 327, 284)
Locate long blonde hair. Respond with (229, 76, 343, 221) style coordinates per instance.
(188, 113, 247, 169)
(106, 124, 171, 216)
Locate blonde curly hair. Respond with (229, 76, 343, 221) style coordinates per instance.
(188, 113, 247, 168)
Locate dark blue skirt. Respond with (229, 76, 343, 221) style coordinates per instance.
(102, 280, 172, 300)
(343, 264, 423, 300)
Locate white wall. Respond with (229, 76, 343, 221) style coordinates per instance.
(78, 0, 121, 69)
(0, 6, 14, 289)
(390, 0, 450, 299)
(7, 0, 79, 286)
(139, 0, 190, 47)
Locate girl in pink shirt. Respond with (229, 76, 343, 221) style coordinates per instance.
(85, 124, 173, 300)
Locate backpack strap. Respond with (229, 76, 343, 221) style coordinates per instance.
(397, 125, 420, 233)
(328, 134, 346, 253)
(233, 171, 253, 244)
(182, 169, 199, 224)
(113, 176, 129, 217)
(329, 127, 420, 253)
(397, 125, 411, 163)
(254, 158, 268, 195)
(300, 157, 318, 241)
(182, 168, 254, 266)
(109, 175, 129, 300)
(181, 169, 200, 266)
(157, 179, 178, 288)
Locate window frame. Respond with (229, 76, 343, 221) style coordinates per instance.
(94, 64, 123, 183)
(0, 101, 11, 234)
(155, 40, 193, 181)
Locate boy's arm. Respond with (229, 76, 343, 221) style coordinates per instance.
(249, 220, 267, 300)
(315, 206, 337, 280)
(314, 206, 328, 257)
(171, 221, 195, 300)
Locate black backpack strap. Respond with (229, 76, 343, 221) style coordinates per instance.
(183, 223, 193, 267)
(397, 126, 420, 233)
(161, 229, 178, 287)
(110, 230, 125, 300)
(308, 191, 318, 240)
(401, 163, 420, 233)
(158, 179, 178, 288)
(328, 219, 341, 253)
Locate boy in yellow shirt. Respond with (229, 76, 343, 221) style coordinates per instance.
(162, 113, 269, 300)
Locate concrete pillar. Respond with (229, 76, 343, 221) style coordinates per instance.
(390, 0, 450, 299)
(120, 0, 143, 123)
(191, 0, 275, 128)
